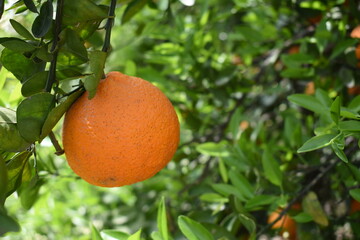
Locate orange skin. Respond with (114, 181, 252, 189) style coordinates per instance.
(268, 205, 300, 240)
(62, 72, 180, 187)
(351, 200, 360, 214)
(304, 82, 315, 95)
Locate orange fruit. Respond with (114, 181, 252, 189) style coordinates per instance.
(268, 209, 297, 240)
(351, 25, 360, 39)
(350, 200, 360, 214)
(62, 71, 180, 187)
(288, 45, 300, 54)
(304, 81, 315, 95)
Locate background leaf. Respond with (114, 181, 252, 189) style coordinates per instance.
(178, 216, 214, 240)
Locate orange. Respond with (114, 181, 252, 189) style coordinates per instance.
(304, 81, 315, 95)
(268, 208, 297, 240)
(62, 71, 180, 187)
(350, 200, 360, 214)
(350, 25, 360, 39)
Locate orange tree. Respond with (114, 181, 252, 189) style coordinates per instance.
(1, 0, 360, 239)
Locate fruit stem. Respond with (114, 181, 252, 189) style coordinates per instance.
(45, 0, 64, 92)
(102, 0, 116, 53)
(49, 131, 65, 156)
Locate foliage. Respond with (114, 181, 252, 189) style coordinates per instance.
(1, 0, 360, 239)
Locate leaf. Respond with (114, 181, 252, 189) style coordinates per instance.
(261, 148, 282, 187)
(19, 176, 44, 210)
(58, 28, 88, 66)
(238, 213, 256, 234)
(339, 120, 360, 132)
(16, 92, 55, 142)
(211, 183, 246, 201)
(10, 19, 36, 40)
(302, 191, 328, 227)
(6, 151, 32, 197)
(348, 95, 360, 112)
(0, 0, 4, 20)
(82, 50, 107, 99)
(329, 39, 357, 59)
(91, 224, 103, 240)
(245, 195, 278, 211)
(0, 107, 31, 152)
(199, 193, 229, 203)
(196, 141, 230, 157)
(102, 230, 129, 240)
(178, 216, 214, 240)
(292, 212, 313, 223)
(315, 88, 332, 107)
(281, 53, 316, 67)
(281, 68, 315, 78)
(346, 163, 360, 183)
(0, 210, 20, 236)
(228, 169, 254, 199)
(0, 155, 7, 206)
(31, 0, 53, 38)
(1, 48, 46, 82)
(40, 89, 83, 140)
(127, 229, 142, 240)
(330, 96, 340, 125)
(21, 71, 48, 97)
(297, 134, 337, 153)
(122, 0, 148, 24)
(350, 189, 360, 202)
(1, 39, 36, 53)
(331, 142, 348, 163)
(157, 197, 169, 240)
(23, 0, 38, 13)
(62, 0, 108, 26)
(288, 94, 327, 114)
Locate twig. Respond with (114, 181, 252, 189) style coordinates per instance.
(45, 0, 64, 92)
(49, 131, 64, 155)
(256, 158, 340, 237)
(102, 0, 116, 53)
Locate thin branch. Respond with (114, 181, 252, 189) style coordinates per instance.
(49, 131, 64, 155)
(102, 0, 116, 53)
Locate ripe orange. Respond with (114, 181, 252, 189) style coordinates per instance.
(62, 71, 180, 187)
(268, 208, 297, 240)
(350, 200, 360, 214)
(350, 25, 360, 39)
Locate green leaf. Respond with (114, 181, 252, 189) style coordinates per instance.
(58, 28, 88, 66)
(1, 39, 36, 53)
(196, 141, 230, 157)
(1, 48, 46, 82)
(329, 39, 357, 59)
(63, 0, 108, 26)
(178, 216, 214, 240)
(281, 68, 315, 78)
(339, 120, 360, 132)
(31, 0, 53, 38)
(199, 193, 229, 203)
(0, 155, 7, 206)
(35, 44, 53, 62)
(288, 94, 327, 114)
(10, 19, 36, 40)
(157, 197, 169, 240)
(122, 0, 148, 24)
(238, 213, 256, 234)
(0, 210, 20, 236)
(82, 50, 107, 99)
(6, 151, 32, 197)
(350, 189, 360, 202)
(245, 195, 278, 211)
(16, 92, 55, 142)
(340, 107, 360, 120)
(102, 230, 129, 240)
(0, 0, 4, 20)
(21, 71, 48, 97)
(297, 134, 337, 153)
(281, 53, 315, 67)
(228, 169, 254, 199)
(346, 163, 360, 183)
(23, 0, 38, 13)
(315, 88, 332, 107)
(127, 229, 142, 240)
(211, 183, 246, 201)
(91, 224, 103, 240)
(261, 148, 282, 187)
(331, 142, 348, 163)
(302, 191, 328, 227)
(19, 176, 44, 210)
(348, 95, 360, 112)
(218, 158, 228, 183)
(330, 96, 340, 125)
(0, 107, 31, 152)
(40, 89, 83, 140)
(292, 212, 313, 223)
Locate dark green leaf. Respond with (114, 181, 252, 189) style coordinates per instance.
(288, 94, 327, 114)
(178, 216, 214, 240)
(23, 0, 38, 13)
(40, 89, 83, 140)
(16, 92, 55, 142)
(82, 50, 106, 99)
(0, 0, 4, 20)
(1, 39, 36, 53)
(0, 155, 7, 206)
(348, 95, 360, 112)
(350, 189, 360, 202)
(35, 44, 53, 62)
(347, 163, 360, 183)
(297, 134, 337, 153)
(10, 19, 36, 40)
(31, 0, 53, 38)
(339, 120, 360, 132)
(245, 195, 279, 211)
(58, 29, 88, 66)
(62, 0, 108, 26)
(330, 39, 357, 59)
(330, 96, 340, 124)
(238, 213, 256, 234)
(212, 183, 246, 201)
(21, 71, 48, 97)
(19, 176, 44, 210)
(228, 169, 254, 199)
(302, 191, 328, 226)
(281, 68, 315, 78)
(6, 151, 32, 197)
(1, 48, 46, 82)
(281, 53, 315, 67)
(261, 148, 282, 187)
(0, 210, 20, 236)
(0, 107, 32, 152)
(122, 0, 148, 24)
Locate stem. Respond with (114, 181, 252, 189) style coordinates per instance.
(45, 0, 64, 92)
(49, 131, 65, 155)
(102, 0, 117, 52)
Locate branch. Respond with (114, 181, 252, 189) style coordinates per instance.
(49, 131, 64, 155)
(102, 0, 116, 53)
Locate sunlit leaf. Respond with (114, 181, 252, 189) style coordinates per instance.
(297, 134, 337, 153)
(102, 230, 129, 240)
(127, 229, 142, 240)
(91, 224, 103, 240)
(10, 19, 36, 40)
(196, 141, 230, 157)
(302, 192, 328, 226)
(288, 94, 327, 114)
(178, 216, 214, 240)
(330, 96, 340, 125)
(157, 197, 169, 240)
